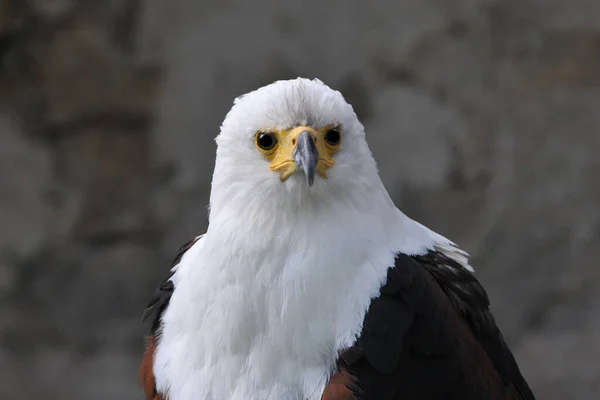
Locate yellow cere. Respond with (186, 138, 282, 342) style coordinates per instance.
(255, 125, 341, 182)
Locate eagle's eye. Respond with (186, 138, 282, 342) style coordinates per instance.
(256, 132, 278, 151)
(324, 126, 341, 146)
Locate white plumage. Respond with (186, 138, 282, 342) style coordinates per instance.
(152, 78, 468, 400)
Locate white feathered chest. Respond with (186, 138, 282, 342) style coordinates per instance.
(152, 207, 408, 400)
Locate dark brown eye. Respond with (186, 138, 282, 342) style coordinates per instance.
(256, 132, 277, 150)
(324, 127, 341, 146)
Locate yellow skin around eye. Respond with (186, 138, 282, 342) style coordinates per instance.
(256, 125, 341, 182)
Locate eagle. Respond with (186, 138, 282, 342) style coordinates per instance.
(140, 78, 535, 400)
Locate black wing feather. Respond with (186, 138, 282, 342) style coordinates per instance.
(344, 252, 535, 400)
(415, 251, 534, 399)
(142, 236, 201, 334)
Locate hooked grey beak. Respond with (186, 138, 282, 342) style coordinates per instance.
(292, 130, 318, 186)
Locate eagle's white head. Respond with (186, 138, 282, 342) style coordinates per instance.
(209, 78, 386, 223)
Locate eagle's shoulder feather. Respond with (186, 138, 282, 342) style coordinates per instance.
(139, 236, 202, 400)
(339, 250, 535, 400)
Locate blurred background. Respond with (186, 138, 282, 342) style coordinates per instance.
(0, 0, 599, 399)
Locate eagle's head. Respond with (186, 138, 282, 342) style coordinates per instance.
(210, 78, 383, 220)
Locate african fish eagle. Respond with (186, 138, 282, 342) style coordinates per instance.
(140, 78, 535, 400)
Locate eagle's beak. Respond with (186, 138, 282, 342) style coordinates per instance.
(292, 130, 318, 187)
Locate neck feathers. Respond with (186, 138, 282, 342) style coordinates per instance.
(155, 178, 450, 399)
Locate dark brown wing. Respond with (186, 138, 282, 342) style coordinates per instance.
(139, 236, 202, 400)
(331, 252, 535, 400)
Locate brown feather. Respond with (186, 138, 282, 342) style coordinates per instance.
(140, 335, 166, 400)
(321, 369, 358, 400)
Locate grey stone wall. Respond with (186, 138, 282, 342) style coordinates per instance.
(1, 0, 598, 398)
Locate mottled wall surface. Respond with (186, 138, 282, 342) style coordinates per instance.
(1, 0, 599, 399)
